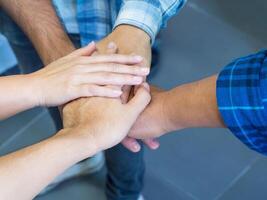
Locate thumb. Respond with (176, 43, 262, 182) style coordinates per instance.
(127, 83, 151, 117)
(69, 41, 96, 57)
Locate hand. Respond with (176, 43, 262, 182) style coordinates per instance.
(96, 25, 159, 151)
(97, 25, 151, 101)
(61, 83, 151, 153)
(27, 42, 149, 107)
(129, 86, 174, 140)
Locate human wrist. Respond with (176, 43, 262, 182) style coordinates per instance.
(111, 25, 151, 67)
(23, 72, 47, 107)
(15, 74, 41, 108)
(113, 25, 150, 45)
(112, 25, 151, 56)
(163, 84, 200, 132)
(161, 90, 184, 133)
(113, 0, 162, 43)
(54, 127, 99, 160)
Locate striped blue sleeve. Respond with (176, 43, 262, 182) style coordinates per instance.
(114, 0, 186, 44)
(216, 50, 267, 155)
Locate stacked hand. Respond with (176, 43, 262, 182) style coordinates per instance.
(61, 25, 165, 153)
(61, 83, 151, 154)
(28, 42, 149, 107)
(96, 25, 160, 152)
(129, 87, 173, 139)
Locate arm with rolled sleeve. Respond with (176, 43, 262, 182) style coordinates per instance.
(129, 50, 267, 156)
(216, 50, 267, 155)
(114, 0, 187, 43)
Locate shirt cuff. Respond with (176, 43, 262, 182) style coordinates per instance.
(113, 1, 162, 44)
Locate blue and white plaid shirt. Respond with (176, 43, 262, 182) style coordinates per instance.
(53, 0, 186, 46)
(217, 50, 267, 155)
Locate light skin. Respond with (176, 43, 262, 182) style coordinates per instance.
(129, 75, 226, 141)
(0, 0, 159, 150)
(0, 43, 149, 120)
(0, 84, 151, 200)
(96, 25, 160, 151)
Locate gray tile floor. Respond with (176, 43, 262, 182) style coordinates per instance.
(1, 1, 267, 199)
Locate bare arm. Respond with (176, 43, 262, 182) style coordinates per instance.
(130, 75, 226, 139)
(164, 75, 225, 130)
(0, 84, 150, 200)
(0, 130, 95, 200)
(0, 0, 75, 64)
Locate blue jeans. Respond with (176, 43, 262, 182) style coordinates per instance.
(0, 11, 144, 200)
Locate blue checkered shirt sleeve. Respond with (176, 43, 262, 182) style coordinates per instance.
(216, 50, 267, 155)
(114, 0, 187, 43)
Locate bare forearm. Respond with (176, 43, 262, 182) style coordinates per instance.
(0, 0, 75, 64)
(0, 130, 95, 200)
(0, 75, 38, 120)
(164, 75, 225, 132)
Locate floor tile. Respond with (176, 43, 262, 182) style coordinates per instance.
(0, 108, 44, 146)
(218, 156, 267, 200)
(189, 0, 267, 44)
(0, 111, 55, 156)
(35, 170, 106, 200)
(143, 169, 197, 200)
(144, 128, 259, 200)
(1, 1, 267, 199)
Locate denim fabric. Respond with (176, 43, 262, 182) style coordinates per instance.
(0, 34, 17, 73)
(0, 10, 145, 200)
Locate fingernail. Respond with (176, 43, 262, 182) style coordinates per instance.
(140, 67, 150, 74)
(133, 143, 141, 152)
(153, 143, 160, 149)
(107, 42, 116, 49)
(133, 56, 143, 62)
(113, 90, 123, 96)
(151, 141, 160, 149)
(88, 41, 95, 46)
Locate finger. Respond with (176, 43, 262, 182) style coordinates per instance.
(79, 63, 150, 76)
(105, 42, 123, 94)
(69, 41, 96, 57)
(127, 83, 151, 115)
(134, 82, 150, 95)
(78, 84, 123, 98)
(142, 82, 150, 91)
(142, 138, 160, 150)
(78, 54, 144, 65)
(80, 73, 144, 85)
(121, 137, 141, 153)
(121, 85, 132, 103)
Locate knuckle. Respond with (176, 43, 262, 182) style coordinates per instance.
(87, 85, 98, 95)
(84, 86, 93, 96)
(73, 64, 84, 70)
(78, 85, 91, 96)
(103, 72, 113, 81)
